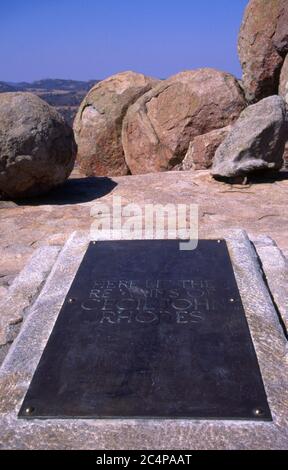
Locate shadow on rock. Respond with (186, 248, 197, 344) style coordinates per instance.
(14, 177, 118, 206)
(248, 170, 288, 184)
(213, 170, 288, 186)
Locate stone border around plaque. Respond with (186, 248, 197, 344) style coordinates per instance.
(252, 235, 288, 337)
(0, 230, 287, 449)
(0, 245, 61, 366)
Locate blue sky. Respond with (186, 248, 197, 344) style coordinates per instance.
(0, 0, 248, 82)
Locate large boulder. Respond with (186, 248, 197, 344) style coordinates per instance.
(74, 71, 159, 177)
(284, 148, 288, 168)
(238, 0, 288, 103)
(211, 96, 287, 178)
(279, 54, 288, 103)
(181, 126, 232, 171)
(122, 68, 246, 175)
(279, 56, 288, 167)
(0, 93, 76, 199)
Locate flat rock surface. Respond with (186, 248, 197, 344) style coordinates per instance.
(1, 168, 288, 300)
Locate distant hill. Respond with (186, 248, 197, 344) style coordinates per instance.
(0, 81, 16, 92)
(0, 79, 101, 125)
(10, 78, 99, 92)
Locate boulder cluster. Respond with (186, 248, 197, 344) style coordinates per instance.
(73, 0, 288, 181)
(0, 0, 287, 198)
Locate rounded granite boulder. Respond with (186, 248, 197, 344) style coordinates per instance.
(122, 68, 246, 175)
(279, 54, 288, 103)
(73, 71, 159, 177)
(238, 0, 288, 102)
(211, 95, 287, 178)
(0, 92, 76, 199)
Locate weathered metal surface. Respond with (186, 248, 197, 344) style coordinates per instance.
(18, 240, 271, 420)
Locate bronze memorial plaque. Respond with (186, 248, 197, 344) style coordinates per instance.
(19, 240, 272, 420)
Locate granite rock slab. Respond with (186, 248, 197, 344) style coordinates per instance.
(0, 245, 61, 355)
